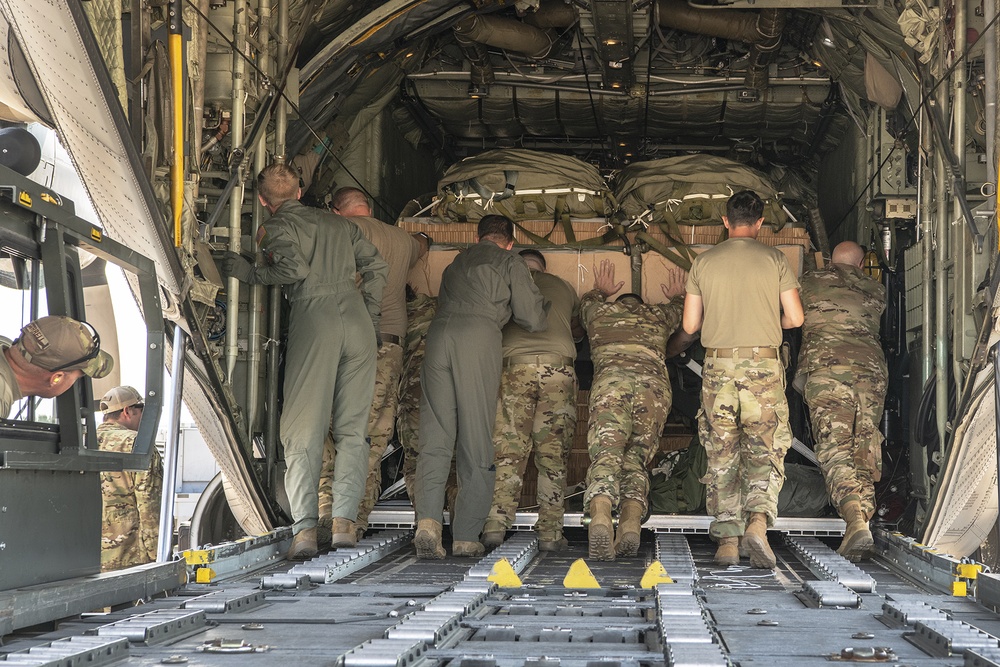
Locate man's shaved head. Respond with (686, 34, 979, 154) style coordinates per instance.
(832, 241, 865, 268)
(331, 187, 371, 216)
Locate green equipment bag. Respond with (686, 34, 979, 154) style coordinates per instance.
(649, 440, 708, 515)
(614, 155, 788, 229)
(434, 149, 613, 226)
(649, 442, 832, 517)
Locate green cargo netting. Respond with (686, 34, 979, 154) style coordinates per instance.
(434, 149, 613, 225)
(615, 155, 788, 230)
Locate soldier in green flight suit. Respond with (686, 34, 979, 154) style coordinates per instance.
(580, 259, 685, 561)
(413, 215, 547, 559)
(797, 241, 886, 562)
(220, 163, 388, 561)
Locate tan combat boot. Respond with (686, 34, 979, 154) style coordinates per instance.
(316, 516, 333, 549)
(288, 527, 318, 561)
(614, 499, 645, 557)
(331, 517, 357, 548)
(714, 536, 740, 566)
(481, 521, 506, 549)
(743, 512, 776, 569)
(537, 531, 569, 552)
(414, 519, 446, 559)
(588, 495, 615, 561)
(453, 541, 485, 557)
(837, 500, 874, 562)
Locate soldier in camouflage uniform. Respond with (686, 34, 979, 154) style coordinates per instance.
(97, 386, 163, 571)
(397, 289, 458, 506)
(0, 315, 113, 418)
(682, 190, 803, 569)
(482, 250, 580, 552)
(581, 259, 684, 561)
(797, 241, 886, 561)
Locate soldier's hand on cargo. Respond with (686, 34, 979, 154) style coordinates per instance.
(660, 267, 687, 299)
(414, 232, 432, 258)
(220, 250, 254, 282)
(593, 259, 624, 297)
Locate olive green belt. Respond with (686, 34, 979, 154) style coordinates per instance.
(704, 346, 778, 360)
(504, 354, 574, 367)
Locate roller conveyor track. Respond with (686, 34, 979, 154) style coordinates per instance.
(3, 529, 1000, 666)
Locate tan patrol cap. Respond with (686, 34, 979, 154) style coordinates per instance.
(15, 316, 113, 378)
(99, 385, 143, 414)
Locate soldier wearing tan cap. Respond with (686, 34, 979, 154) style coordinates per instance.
(0, 315, 114, 419)
(97, 385, 163, 571)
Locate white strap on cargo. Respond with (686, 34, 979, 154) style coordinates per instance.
(456, 186, 601, 205)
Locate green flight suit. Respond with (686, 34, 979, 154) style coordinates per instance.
(416, 240, 547, 543)
(246, 200, 388, 534)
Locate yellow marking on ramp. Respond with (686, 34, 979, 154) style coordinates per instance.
(488, 558, 522, 588)
(640, 560, 674, 588)
(564, 559, 600, 589)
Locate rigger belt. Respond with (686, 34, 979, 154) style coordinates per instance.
(504, 353, 574, 367)
(704, 346, 779, 360)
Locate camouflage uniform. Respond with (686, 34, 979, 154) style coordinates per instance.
(97, 421, 163, 571)
(0, 341, 21, 418)
(488, 270, 580, 538)
(687, 236, 799, 539)
(318, 341, 403, 533)
(697, 356, 792, 537)
(397, 293, 448, 502)
(489, 363, 576, 537)
(580, 291, 683, 513)
(798, 264, 886, 519)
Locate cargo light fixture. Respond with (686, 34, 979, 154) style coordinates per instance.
(468, 83, 489, 99)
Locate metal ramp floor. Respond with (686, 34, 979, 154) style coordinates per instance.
(2, 528, 1000, 667)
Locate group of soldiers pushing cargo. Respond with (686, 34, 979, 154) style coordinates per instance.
(218, 168, 887, 568)
(0, 169, 884, 574)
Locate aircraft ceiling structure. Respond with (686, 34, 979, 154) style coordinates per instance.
(287, 0, 910, 172)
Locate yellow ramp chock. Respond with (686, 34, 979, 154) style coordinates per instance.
(488, 558, 522, 588)
(640, 560, 674, 589)
(195, 566, 216, 584)
(564, 558, 601, 589)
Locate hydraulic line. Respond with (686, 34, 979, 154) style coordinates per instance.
(247, 0, 271, 442)
(224, 0, 246, 382)
(952, 0, 968, 390)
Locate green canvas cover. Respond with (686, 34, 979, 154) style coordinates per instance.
(615, 154, 788, 229)
(434, 149, 612, 224)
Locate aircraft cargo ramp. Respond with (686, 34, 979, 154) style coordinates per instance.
(5, 528, 1000, 666)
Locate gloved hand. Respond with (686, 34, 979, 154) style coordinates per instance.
(219, 250, 254, 283)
